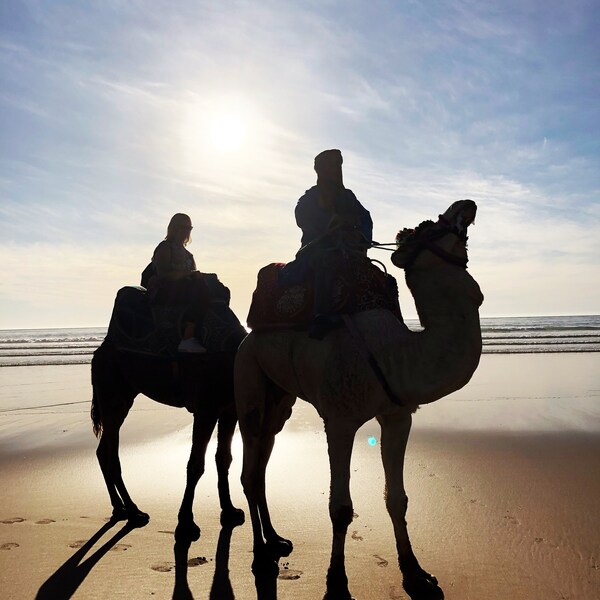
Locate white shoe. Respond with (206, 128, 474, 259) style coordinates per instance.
(177, 338, 207, 353)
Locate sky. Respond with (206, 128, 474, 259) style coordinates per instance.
(1, 0, 599, 329)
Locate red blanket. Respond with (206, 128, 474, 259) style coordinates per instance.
(247, 258, 401, 332)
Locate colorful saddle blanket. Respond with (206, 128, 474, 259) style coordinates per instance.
(247, 258, 402, 332)
(105, 273, 246, 356)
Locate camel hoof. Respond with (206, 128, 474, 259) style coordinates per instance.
(265, 536, 293, 558)
(175, 521, 201, 542)
(403, 572, 444, 600)
(252, 554, 280, 578)
(111, 506, 149, 526)
(220, 507, 245, 527)
(128, 509, 150, 527)
(110, 507, 129, 522)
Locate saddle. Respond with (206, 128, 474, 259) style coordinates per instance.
(105, 274, 246, 357)
(247, 257, 402, 332)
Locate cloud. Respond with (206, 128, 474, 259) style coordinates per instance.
(0, 0, 598, 326)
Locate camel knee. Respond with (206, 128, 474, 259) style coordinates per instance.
(330, 504, 354, 533)
(187, 459, 205, 481)
(215, 449, 233, 470)
(385, 491, 408, 518)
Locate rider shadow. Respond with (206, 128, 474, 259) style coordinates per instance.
(35, 518, 139, 600)
(172, 524, 278, 600)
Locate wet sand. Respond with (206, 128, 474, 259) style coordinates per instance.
(1, 354, 599, 599)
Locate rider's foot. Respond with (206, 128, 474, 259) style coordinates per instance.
(177, 338, 207, 353)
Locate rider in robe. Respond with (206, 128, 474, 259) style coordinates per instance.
(146, 213, 209, 353)
(294, 149, 373, 339)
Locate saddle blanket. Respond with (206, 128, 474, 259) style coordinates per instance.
(105, 273, 246, 357)
(247, 258, 402, 332)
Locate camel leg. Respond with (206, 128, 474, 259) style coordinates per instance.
(96, 408, 149, 525)
(378, 412, 443, 600)
(238, 378, 293, 575)
(175, 409, 219, 542)
(323, 420, 358, 600)
(215, 405, 245, 526)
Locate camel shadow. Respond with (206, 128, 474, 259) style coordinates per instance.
(172, 522, 278, 600)
(35, 518, 140, 600)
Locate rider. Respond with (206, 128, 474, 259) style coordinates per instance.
(294, 149, 373, 339)
(147, 213, 209, 353)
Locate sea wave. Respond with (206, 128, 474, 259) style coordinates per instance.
(0, 316, 598, 367)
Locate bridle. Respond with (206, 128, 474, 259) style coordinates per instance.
(382, 215, 470, 270)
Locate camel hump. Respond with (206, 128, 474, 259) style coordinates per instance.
(246, 259, 402, 332)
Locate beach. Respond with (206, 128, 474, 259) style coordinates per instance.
(1, 353, 599, 599)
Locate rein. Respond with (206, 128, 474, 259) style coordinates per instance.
(374, 215, 469, 269)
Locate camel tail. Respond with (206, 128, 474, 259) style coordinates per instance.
(90, 349, 103, 438)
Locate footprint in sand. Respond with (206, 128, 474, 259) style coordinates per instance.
(158, 530, 175, 535)
(278, 569, 302, 580)
(151, 562, 174, 573)
(373, 554, 389, 567)
(35, 519, 55, 525)
(1, 517, 26, 524)
(351, 530, 364, 541)
(278, 563, 302, 580)
(452, 484, 463, 492)
(389, 585, 403, 599)
(187, 556, 209, 567)
(69, 540, 131, 551)
(503, 514, 520, 526)
(1, 542, 20, 550)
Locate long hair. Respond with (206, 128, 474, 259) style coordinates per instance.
(166, 213, 192, 246)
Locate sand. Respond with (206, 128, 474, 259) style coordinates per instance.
(1, 354, 599, 600)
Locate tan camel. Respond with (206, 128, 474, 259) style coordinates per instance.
(234, 199, 483, 600)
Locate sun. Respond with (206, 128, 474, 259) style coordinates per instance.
(210, 113, 246, 151)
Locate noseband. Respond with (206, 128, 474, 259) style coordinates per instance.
(397, 216, 469, 270)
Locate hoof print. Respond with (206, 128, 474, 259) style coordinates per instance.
(69, 540, 87, 549)
(110, 543, 132, 552)
(374, 554, 389, 567)
(35, 519, 56, 525)
(1, 517, 25, 524)
(187, 556, 208, 567)
(151, 562, 174, 573)
(1, 543, 20, 550)
(278, 564, 302, 580)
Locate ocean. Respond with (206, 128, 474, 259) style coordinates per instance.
(0, 315, 598, 368)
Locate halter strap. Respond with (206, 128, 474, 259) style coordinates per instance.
(402, 222, 468, 270)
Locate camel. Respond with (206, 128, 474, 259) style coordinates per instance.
(234, 199, 483, 600)
(90, 306, 246, 540)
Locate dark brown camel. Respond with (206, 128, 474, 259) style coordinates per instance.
(91, 336, 246, 540)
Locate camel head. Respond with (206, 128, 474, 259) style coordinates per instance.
(391, 199, 477, 271)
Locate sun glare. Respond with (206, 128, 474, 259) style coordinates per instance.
(210, 113, 246, 151)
